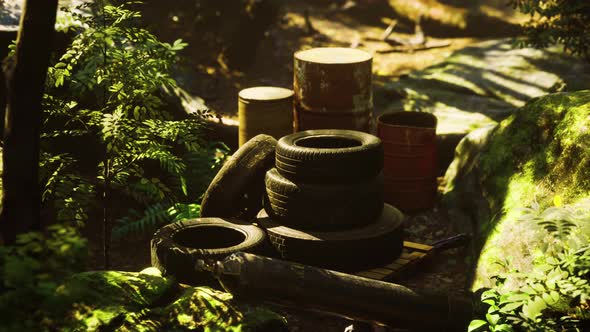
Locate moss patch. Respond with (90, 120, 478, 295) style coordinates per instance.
(443, 90, 590, 290)
(156, 287, 287, 332)
(474, 91, 590, 289)
(48, 271, 286, 331)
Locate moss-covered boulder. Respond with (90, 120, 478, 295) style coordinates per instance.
(49, 269, 286, 331)
(50, 270, 176, 330)
(443, 90, 590, 290)
(381, 39, 590, 135)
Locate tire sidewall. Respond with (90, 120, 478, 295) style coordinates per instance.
(151, 218, 267, 284)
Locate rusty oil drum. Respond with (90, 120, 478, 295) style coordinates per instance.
(377, 112, 438, 212)
(238, 86, 294, 146)
(293, 47, 372, 132)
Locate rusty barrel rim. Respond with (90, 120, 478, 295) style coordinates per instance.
(239, 86, 294, 104)
(377, 111, 437, 131)
(294, 47, 373, 110)
(294, 47, 372, 65)
(238, 86, 294, 146)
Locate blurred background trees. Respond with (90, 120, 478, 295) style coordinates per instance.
(511, 0, 590, 60)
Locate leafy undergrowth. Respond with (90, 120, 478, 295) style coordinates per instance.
(0, 226, 286, 332)
(470, 199, 590, 332)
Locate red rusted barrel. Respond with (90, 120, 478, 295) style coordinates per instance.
(238, 86, 294, 147)
(377, 112, 438, 212)
(293, 47, 372, 132)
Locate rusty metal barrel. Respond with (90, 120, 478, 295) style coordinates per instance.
(293, 47, 373, 132)
(238, 86, 294, 147)
(377, 112, 438, 212)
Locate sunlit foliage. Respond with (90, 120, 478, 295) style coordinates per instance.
(40, 2, 228, 238)
(512, 0, 590, 60)
(470, 198, 590, 331)
(0, 225, 87, 331)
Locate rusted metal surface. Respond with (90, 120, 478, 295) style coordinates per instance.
(293, 47, 373, 132)
(377, 112, 438, 212)
(238, 86, 294, 146)
(294, 108, 372, 133)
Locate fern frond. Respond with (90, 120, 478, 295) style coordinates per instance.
(111, 203, 171, 240)
(168, 203, 201, 222)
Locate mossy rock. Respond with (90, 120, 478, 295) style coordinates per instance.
(47, 270, 177, 331)
(381, 39, 590, 135)
(442, 90, 590, 290)
(144, 287, 288, 332)
(48, 269, 286, 331)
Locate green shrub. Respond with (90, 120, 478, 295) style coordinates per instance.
(0, 225, 87, 332)
(511, 0, 590, 60)
(470, 197, 590, 331)
(40, 2, 228, 240)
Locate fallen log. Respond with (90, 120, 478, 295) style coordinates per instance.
(198, 252, 476, 331)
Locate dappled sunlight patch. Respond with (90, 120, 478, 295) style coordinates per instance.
(55, 270, 176, 308)
(168, 288, 242, 330)
(431, 101, 497, 134)
(381, 40, 590, 138)
(46, 271, 286, 331)
(421, 69, 488, 96)
(480, 70, 555, 107)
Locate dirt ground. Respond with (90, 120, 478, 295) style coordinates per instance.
(84, 1, 521, 330)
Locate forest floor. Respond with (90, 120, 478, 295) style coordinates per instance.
(85, 1, 523, 330)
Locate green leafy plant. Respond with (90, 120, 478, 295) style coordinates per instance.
(470, 198, 590, 331)
(511, 0, 590, 61)
(0, 225, 87, 332)
(40, 1, 227, 265)
(516, 197, 589, 247)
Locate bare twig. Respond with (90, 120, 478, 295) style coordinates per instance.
(409, 15, 425, 46)
(371, 15, 425, 46)
(376, 40, 451, 54)
(350, 32, 361, 48)
(380, 19, 398, 41)
(365, 36, 412, 46)
(303, 8, 318, 35)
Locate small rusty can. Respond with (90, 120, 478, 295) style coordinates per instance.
(293, 47, 373, 132)
(238, 86, 294, 146)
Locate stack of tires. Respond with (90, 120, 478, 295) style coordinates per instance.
(151, 131, 405, 286)
(152, 134, 279, 286)
(258, 129, 405, 272)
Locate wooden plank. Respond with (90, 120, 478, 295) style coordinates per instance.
(384, 262, 404, 270)
(395, 257, 411, 264)
(410, 251, 428, 259)
(400, 251, 419, 260)
(356, 241, 436, 282)
(403, 241, 432, 252)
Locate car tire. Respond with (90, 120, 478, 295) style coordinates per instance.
(151, 218, 267, 285)
(257, 203, 404, 272)
(200, 134, 276, 220)
(264, 168, 384, 230)
(275, 129, 383, 183)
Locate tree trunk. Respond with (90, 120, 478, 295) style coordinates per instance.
(0, 0, 59, 244)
